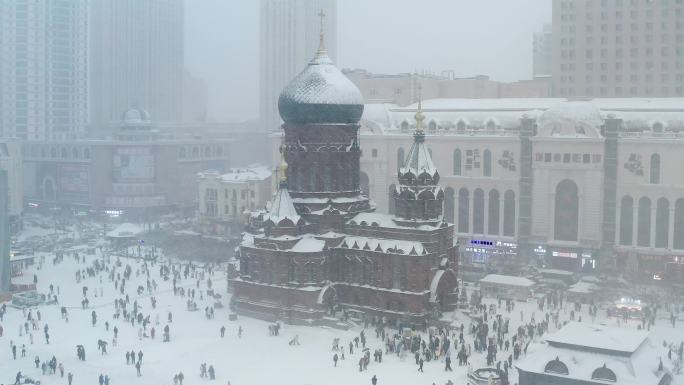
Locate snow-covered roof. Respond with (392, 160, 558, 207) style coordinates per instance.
(567, 281, 597, 294)
(348, 212, 440, 230)
(106, 223, 144, 238)
(265, 185, 301, 226)
(399, 133, 438, 177)
(290, 237, 326, 253)
(537, 101, 603, 138)
(361, 98, 684, 137)
(338, 235, 426, 256)
(545, 322, 648, 354)
(479, 274, 535, 287)
(516, 323, 669, 385)
(278, 47, 364, 124)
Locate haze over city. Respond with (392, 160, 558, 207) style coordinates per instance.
(1, 1, 684, 385)
(186, 0, 552, 121)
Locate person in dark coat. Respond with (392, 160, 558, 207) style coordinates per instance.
(418, 358, 424, 372)
(371, 374, 378, 385)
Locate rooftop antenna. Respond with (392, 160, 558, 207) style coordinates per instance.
(317, 9, 327, 55)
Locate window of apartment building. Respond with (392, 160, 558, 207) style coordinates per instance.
(600, 87, 608, 96)
(646, 22, 654, 31)
(586, 49, 593, 59)
(250, 190, 255, 198)
(631, 35, 638, 44)
(583, 154, 591, 164)
(544, 153, 552, 162)
(586, 63, 593, 71)
(563, 153, 571, 163)
(601, 74, 608, 82)
(631, 23, 638, 31)
(585, 87, 593, 95)
(616, 36, 622, 44)
(554, 153, 561, 163)
(663, 47, 670, 57)
(615, 61, 622, 69)
(616, 74, 623, 82)
(601, 62, 608, 70)
(240, 190, 246, 200)
(631, 74, 638, 81)
(616, 24, 623, 32)
(371, 149, 378, 158)
(573, 154, 582, 163)
(630, 48, 639, 58)
(630, 86, 638, 95)
(586, 74, 593, 82)
(601, 24, 608, 32)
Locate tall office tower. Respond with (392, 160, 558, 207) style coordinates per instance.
(0, 170, 9, 293)
(90, 0, 184, 131)
(552, 0, 684, 98)
(259, 0, 337, 132)
(533, 24, 553, 78)
(0, 0, 88, 140)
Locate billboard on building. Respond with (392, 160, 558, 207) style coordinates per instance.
(58, 164, 90, 203)
(113, 147, 155, 181)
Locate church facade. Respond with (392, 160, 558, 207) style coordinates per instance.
(229, 32, 458, 326)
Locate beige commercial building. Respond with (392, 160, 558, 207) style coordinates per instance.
(197, 165, 272, 237)
(552, 0, 684, 97)
(357, 97, 684, 282)
(345, 70, 551, 106)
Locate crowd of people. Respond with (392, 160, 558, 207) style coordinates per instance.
(2, 246, 684, 385)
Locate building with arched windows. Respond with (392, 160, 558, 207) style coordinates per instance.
(516, 322, 673, 385)
(21, 108, 233, 217)
(359, 98, 684, 282)
(231, 32, 459, 327)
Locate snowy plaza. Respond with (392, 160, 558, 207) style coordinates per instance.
(2, 227, 684, 385)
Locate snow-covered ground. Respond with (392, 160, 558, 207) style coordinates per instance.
(2, 240, 684, 385)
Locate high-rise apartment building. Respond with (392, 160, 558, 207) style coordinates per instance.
(259, 0, 337, 132)
(552, 0, 684, 97)
(0, 0, 88, 140)
(533, 24, 552, 77)
(90, 0, 184, 131)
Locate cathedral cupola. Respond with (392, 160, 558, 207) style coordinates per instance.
(277, 13, 364, 125)
(393, 94, 444, 224)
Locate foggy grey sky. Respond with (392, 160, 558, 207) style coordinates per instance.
(184, 0, 551, 122)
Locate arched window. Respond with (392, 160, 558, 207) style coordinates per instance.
(61, 148, 68, 158)
(485, 120, 497, 132)
(650, 154, 661, 184)
(192, 146, 199, 158)
(323, 165, 332, 191)
(400, 121, 409, 131)
(457, 120, 467, 133)
(360, 172, 370, 196)
(50, 147, 57, 158)
(445, 187, 455, 223)
(544, 357, 569, 375)
(591, 365, 617, 382)
(362, 263, 369, 285)
(307, 264, 315, 283)
(83, 148, 90, 159)
(656, 198, 669, 248)
(204, 146, 211, 157)
(674, 199, 684, 249)
(392, 262, 402, 289)
(488, 190, 500, 235)
(637, 197, 652, 247)
(483, 149, 492, 177)
(72, 148, 79, 159)
(288, 262, 297, 282)
(240, 257, 249, 276)
(503, 190, 516, 236)
(458, 188, 470, 233)
(652, 122, 664, 133)
(555, 180, 579, 241)
(309, 166, 317, 191)
(428, 121, 437, 131)
(620, 196, 634, 246)
(397, 147, 405, 168)
(473, 188, 485, 234)
(179, 147, 186, 159)
(453, 149, 462, 176)
(388, 184, 396, 214)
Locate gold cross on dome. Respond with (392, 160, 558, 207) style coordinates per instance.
(317, 10, 326, 53)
